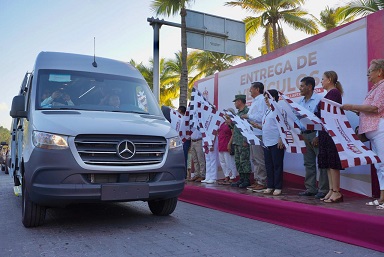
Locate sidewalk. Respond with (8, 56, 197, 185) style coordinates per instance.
(179, 180, 384, 252)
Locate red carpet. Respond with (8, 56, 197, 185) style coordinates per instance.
(179, 185, 384, 252)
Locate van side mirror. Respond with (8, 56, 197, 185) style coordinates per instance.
(10, 95, 28, 118)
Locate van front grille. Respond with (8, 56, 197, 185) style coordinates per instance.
(74, 134, 167, 166)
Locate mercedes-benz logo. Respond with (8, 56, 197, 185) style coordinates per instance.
(116, 140, 135, 160)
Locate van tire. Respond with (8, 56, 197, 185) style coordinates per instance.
(22, 177, 46, 227)
(148, 197, 178, 216)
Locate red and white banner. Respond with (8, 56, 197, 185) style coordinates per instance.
(224, 110, 263, 146)
(321, 98, 381, 169)
(197, 102, 224, 152)
(170, 108, 182, 132)
(176, 88, 224, 150)
(279, 92, 324, 131)
(266, 92, 307, 153)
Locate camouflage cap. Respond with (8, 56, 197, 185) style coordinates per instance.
(232, 94, 246, 102)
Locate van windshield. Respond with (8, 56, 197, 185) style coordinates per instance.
(35, 69, 162, 116)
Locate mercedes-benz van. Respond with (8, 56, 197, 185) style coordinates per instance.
(9, 52, 185, 227)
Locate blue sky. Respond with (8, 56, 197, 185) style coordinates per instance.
(0, 0, 347, 128)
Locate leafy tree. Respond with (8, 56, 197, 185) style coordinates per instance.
(317, 6, 355, 30)
(0, 126, 11, 145)
(225, 0, 319, 54)
(342, 0, 384, 17)
(192, 50, 249, 76)
(151, 0, 196, 107)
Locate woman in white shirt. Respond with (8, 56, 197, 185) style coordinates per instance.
(253, 89, 285, 195)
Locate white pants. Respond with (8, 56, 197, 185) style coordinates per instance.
(205, 141, 218, 181)
(366, 119, 384, 190)
(219, 152, 237, 179)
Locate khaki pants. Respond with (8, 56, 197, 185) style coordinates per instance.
(190, 139, 206, 178)
(250, 136, 267, 186)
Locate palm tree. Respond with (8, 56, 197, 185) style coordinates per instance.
(151, 0, 196, 108)
(130, 58, 180, 107)
(166, 51, 202, 91)
(342, 0, 384, 17)
(225, 0, 319, 54)
(317, 6, 355, 30)
(192, 50, 249, 76)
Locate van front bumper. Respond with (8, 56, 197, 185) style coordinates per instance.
(24, 146, 185, 207)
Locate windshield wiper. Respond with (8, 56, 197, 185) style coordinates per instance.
(126, 110, 149, 114)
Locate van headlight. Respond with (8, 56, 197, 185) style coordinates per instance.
(168, 136, 183, 149)
(32, 131, 69, 149)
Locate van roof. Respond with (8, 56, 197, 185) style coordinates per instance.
(34, 51, 144, 79)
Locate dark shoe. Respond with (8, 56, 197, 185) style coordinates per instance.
(195, 177, 205, 182)
(190, 176, 200, 181)
(298, 191, 316, 196)
(238, 181, 251, 188)
(315, 192, 327, 199)
(231, 178, 243, 187)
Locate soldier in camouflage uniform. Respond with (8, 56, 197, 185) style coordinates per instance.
(230, 94, 251, 188)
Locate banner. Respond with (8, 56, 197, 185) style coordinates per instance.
(266, 92, 307, 154)
(196, 102, 224, 152)
(279, 92, 324, 131)
(170, 108, 182, 132)
(224, 110, 263, 146)
(321, 98, 381, 169)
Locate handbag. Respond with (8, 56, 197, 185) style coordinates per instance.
(355, 126, 369, 142)
(230, 144, 235, 155)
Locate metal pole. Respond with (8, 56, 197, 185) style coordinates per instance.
(150, 20, 162, 103)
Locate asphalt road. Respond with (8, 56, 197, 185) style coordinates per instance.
(0, 171, 381, 257)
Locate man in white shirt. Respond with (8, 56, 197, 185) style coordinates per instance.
(241, 82, 268, 192)
(297, 77, 329, 199)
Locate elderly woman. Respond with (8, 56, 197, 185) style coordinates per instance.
(318, 71, 344, 203)
(342, 59, 384, 208)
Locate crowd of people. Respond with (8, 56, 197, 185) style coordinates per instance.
(178, 59, 384, 209)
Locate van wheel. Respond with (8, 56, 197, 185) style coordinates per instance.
(22, 177, 46, 227)
(148, 197, 178, 216)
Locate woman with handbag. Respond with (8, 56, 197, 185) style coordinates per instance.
(342, 59, 384, 208)
(217, 108, 237, 185)
(217, 111, 237, 185)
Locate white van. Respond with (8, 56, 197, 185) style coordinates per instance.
(9, 52, 185, 227)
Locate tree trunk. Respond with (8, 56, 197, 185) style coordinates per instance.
(179, 7, 188, 107)
(265, 28, 271, 53)
(272, 22, 278, 51)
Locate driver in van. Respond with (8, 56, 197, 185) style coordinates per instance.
(41, 89, 74, 108)
(107, 94, 120, 108)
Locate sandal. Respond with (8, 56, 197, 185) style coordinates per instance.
(324, 190, 343, 203)
(320, 189, 333, 201)
(376, 204, 384, 210)
(366, 199, 383, 206)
